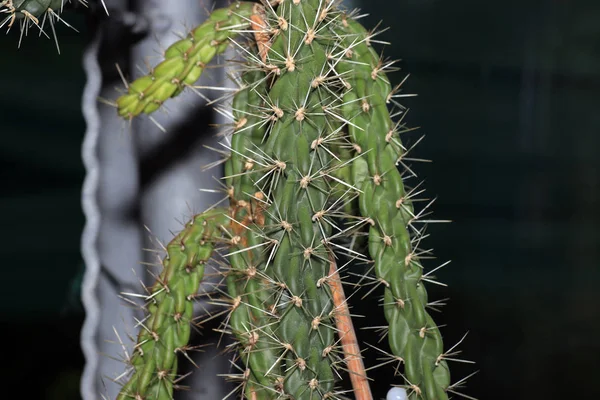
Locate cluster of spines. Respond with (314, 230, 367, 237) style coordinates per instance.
(112, 1, 475, 399)
(1, 0, 107, 52)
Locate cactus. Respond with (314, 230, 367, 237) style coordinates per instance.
(112, 1, 475, 399)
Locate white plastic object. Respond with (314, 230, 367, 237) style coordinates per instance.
(387, 387, 409, 400)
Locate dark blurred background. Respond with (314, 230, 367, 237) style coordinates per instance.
(1, 0, 598, 399)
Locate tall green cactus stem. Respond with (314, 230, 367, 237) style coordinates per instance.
(116, 1, 257, 118)
(222, 2, 343, 397)
(113, 1, 472, 399)
(334, 16, 451, 399)
(116, 209, 229, 400)
(241, 1, 358, 397)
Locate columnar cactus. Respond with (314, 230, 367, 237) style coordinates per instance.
(113, 1, 474, 399)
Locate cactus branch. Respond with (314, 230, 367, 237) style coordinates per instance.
(115, 209, 230, 400)
(116, 1, 256, 119)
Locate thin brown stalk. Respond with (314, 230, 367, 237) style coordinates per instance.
(328, 257, 373, 400)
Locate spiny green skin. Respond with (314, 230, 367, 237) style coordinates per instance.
(116, 1, 255, 118)
(334, 17, 451, 400)
(116, 209, 229, 400)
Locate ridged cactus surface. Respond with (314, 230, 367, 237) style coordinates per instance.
(112, 1, 473, 399)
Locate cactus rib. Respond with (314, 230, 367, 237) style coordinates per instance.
(226, 68, 284, 399)
(116, 209, 229, 400)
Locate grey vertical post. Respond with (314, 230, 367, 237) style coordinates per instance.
(80, 21, 105, 400)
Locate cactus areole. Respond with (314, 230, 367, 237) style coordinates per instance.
(114, 1, 473, 399)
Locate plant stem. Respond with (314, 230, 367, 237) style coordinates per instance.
(328, 257, 373, 400)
